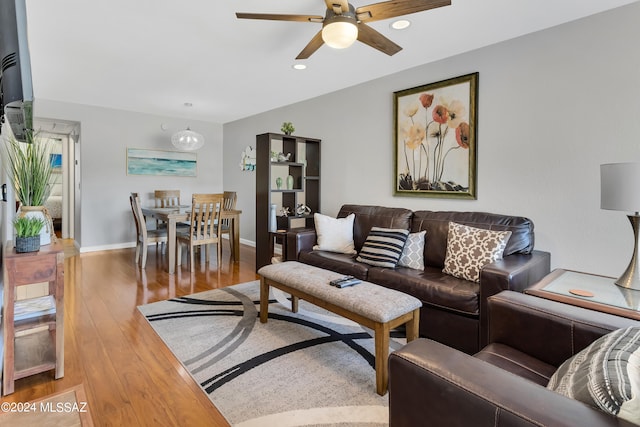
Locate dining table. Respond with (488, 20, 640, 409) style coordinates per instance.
(141, 205, 242, 274)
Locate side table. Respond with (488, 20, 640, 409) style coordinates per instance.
(2, 241, 65, 395)
(525, 269, 640, 320)
(269, 230, 288, 263)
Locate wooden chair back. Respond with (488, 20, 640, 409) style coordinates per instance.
(177, 193, 224, 271)
(222, 191, 237, 212)
(129, 193, 140, 239)
(154, 190, 181, 208)
(187, 193, 223, 245)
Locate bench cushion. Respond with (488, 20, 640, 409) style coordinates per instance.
(258, 261, 421, 324)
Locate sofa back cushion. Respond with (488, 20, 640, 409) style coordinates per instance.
(412, 211, 535, 269)
(337, 205, 413, 251)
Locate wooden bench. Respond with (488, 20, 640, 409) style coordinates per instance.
(257, 261, 422, 395)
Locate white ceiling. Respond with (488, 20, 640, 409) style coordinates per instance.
(25, 0, 638, 124)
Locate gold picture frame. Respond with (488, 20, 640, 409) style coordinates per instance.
(394, 72, 478, 199)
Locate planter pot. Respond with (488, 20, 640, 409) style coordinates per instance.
(19, 206, 53, 246)
(15, 236, 41, 253)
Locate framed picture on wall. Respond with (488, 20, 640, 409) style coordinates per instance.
(126, 148, 197, 177)
(50, 153, 62, 170)
(394, 72, 478, 199)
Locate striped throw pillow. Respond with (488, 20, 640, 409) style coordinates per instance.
(547, 326, 640, 423)
(356, 227, 409, 268)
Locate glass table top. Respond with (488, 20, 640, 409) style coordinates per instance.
(542, 270, 640, 312)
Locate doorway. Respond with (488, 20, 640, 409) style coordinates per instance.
(34, 118, 79, 241)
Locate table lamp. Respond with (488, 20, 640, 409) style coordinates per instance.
(601, 162, 640, 291)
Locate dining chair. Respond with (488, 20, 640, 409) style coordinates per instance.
(154, 190, 181, 229)
(154, 190, 181, 208)
(176, 193, 224, 272)
(130, 193, 168, 268)
(221, 191, 237, 253)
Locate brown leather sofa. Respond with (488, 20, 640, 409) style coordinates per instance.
(388, 291, 640, 427)
(288, 205, 551, 353)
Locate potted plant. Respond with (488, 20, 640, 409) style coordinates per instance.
(13, 216, 45, 252)
(1, 130, 56, 245)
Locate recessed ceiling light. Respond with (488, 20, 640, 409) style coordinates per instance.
(292, 64, 306, 70)
(390, 19, 411, 30)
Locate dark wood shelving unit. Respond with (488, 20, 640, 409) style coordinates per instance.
(2, 241, 65, 395)
(256, 133, 321, 271)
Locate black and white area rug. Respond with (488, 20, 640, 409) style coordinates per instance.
(138, 280, 406, 426)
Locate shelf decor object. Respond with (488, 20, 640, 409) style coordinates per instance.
(394, 72, 478, 199)
(600, 162, 640, 290)
(255, 132, 321, 270)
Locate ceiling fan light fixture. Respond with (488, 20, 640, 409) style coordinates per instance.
(322, 20, 357, 49)
(171, 128, 204, 151)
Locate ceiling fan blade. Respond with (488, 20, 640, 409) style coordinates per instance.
(236, 12, 324, 23)
(356, 0, 451, 23)
(357, 23, 402, 56)
(324, 0, 350, 14)
(296, 31, 325, 59)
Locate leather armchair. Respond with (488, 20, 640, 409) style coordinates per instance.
(388, 291, 640, 427)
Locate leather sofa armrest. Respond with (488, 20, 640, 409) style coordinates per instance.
(286, 229, 317, 261)
(389, 338, 628, 427)
(486, 290, 640, 367)
(478, 250, 551, 347)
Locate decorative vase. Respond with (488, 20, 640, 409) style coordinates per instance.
(269, 204, 277, 232)
(276, 177, 283, 189)
(15, 235, 40, 253)
(286, 175, 294, 190)
(19, 206, 53, 246)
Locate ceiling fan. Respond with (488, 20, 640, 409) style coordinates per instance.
(236, 0, 451, 59)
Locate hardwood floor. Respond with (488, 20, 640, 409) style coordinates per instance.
(2, 239, 259, 426)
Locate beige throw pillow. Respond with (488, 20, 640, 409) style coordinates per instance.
(313, 213, 357, 254)
(442, 222, 512, 282)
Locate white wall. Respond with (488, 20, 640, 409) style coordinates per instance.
(33, 100, 224, 251)
(223, 2, 640, 278)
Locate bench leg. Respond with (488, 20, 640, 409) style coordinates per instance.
(260, 277, 269, 323)
(291, 295, 299, 313)
(374, 321, 390, 396)
(406, 308, 420, 342)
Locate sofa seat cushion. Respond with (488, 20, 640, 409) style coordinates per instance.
(299, 250, 369, 280)
(475, 343, 556, 386)
(367, 266, 479, 316)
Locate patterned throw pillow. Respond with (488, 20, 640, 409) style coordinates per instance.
(313, 213, 357, 254)
(356, 227, 409, 268)
(398, 231, 426, 270)
(547, 326, 640, 424)
(442, 222, 512, 283)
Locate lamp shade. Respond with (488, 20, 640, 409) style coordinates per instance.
(322, 20, 358, 49)
(601, 163, 640, 213)
(171, 128, 204, 151)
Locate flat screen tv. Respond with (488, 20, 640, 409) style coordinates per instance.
(0, 0, 33, 141)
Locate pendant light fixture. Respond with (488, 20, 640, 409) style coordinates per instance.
(171, 102, 204, 151)
(171, 127, 204, 151)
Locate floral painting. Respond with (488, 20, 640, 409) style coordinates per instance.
(394, 73, 478, 199)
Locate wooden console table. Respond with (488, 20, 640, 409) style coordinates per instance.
(2, 241, 64, 395)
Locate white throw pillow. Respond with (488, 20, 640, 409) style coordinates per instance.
(313, 213, 356, 255)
